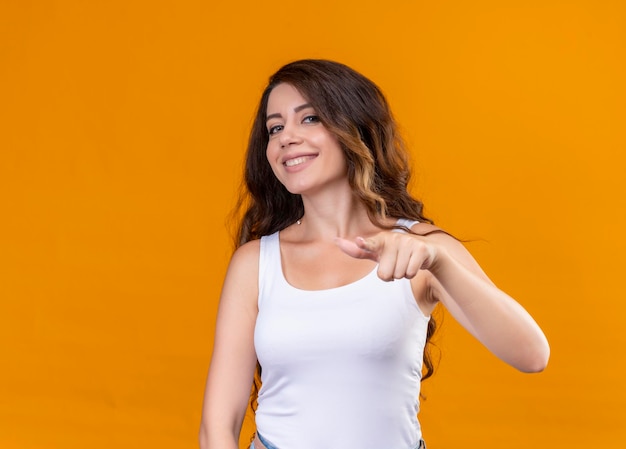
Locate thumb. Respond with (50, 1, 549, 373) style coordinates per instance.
(334, 236, 380, 261)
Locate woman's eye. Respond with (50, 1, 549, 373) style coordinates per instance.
(303, 115, 320, 124)
(268, 124, 283, 135)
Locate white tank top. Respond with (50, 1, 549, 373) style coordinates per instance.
(254, 221, 430, 449)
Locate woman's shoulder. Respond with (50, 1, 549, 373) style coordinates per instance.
(219, 239, 262, 304)
(403, 221, 490, 278)
(228, 239, 261, 272)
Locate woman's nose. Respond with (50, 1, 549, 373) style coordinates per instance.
(278, 124, 302, 148)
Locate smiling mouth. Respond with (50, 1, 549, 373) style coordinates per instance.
(284, 155, 316, 167)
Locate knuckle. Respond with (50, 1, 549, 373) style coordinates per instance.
(377, 267, 392, 281)
(394, 268, 406, 279)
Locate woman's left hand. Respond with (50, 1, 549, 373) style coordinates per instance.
(334, 232, 440, 282)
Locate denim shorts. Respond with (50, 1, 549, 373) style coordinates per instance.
(250, 432, 426, 449)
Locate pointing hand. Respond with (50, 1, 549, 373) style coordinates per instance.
(334, 232, 438, 282)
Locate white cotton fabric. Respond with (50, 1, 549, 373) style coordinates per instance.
(254, 220, 430, 449)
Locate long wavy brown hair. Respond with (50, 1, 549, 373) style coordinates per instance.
(233, 59, 440, 425)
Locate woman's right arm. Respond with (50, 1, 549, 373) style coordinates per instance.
(199, 240, 260, 449)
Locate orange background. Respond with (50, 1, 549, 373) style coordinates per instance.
(1, 1, 625, 448)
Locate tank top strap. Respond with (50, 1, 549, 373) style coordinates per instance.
(258, 231, 281, 307)
(395, 218, 420, 231)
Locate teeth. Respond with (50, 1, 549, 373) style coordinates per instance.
(284, 156, 312, 167)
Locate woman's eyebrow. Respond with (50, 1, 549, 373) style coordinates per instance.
(266, 103, 313, 122)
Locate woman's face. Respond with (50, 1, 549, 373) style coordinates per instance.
(265, 83, 348, 196)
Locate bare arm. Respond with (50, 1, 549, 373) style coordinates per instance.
(421, 229, 549, 372)
(335, 225, 550, 373)
(199, 240, 260, 449)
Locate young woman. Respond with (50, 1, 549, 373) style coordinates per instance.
(199, 59, 549, 449)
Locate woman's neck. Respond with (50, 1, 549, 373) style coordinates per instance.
(295, 190, 380, 241)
